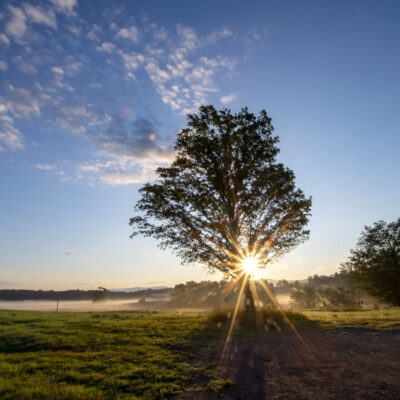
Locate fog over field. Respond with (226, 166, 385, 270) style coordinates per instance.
(0, 299, 148, 312)
(0, 295, 292, 313)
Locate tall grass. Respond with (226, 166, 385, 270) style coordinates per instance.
(207, 308, 313, 333)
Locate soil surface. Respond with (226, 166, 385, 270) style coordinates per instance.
(175, 328, 400, 399)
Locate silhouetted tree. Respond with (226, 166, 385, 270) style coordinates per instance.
(92, 287, 109, 302)
(341, 218, 400, 305)
(130, 105, 311, 313)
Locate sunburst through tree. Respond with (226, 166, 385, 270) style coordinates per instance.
(130, 105, 311, 315)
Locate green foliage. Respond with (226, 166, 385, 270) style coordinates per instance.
(342, 218, 400, 305)
(130, 105, 311, 275)
(0, 310, 206, 399)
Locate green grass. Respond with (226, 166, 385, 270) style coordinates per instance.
(1, 307, 399, 399)
(207, 308, 313, 332)
(304, 308, 400, 330)
(0, 309, 207, 400)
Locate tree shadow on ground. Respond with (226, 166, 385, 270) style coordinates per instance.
(172, 309, 316, 399)
(172, 309, 400, 400)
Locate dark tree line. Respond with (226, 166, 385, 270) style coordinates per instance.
(170, 280, 277, 309)
(0, 288, 171, 301)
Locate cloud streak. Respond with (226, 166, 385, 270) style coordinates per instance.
(220, 93, 237, 104)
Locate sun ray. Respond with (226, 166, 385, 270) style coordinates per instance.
(249, 278, 266, 329)
(257, 279, 319, 364)
(220, 273, 248, 364)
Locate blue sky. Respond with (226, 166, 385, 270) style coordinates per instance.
(0, 0, 399, 289)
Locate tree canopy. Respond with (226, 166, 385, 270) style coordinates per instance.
(341, 218, 400, 305)
(130, 105, 312, 278)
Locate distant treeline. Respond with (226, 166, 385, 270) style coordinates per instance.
(0, 288, 171, 301)
(169, 271, 381, 310)
(272, 272, 355, 293)
(170, 279, 277, 309)
(272, 272, 381, 310)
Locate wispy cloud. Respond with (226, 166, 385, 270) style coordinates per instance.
(1, 83, 42, 117)
(0, 33, 10, 45)
(0, 114, 24, 151)
(35, 163, 56, 170)
(5, 2, 60, 43)
(204, 28, 233, 44)
(49, 0, 78, 16)
(220, 93, 237, 104)
(132, 25, 236, 115)
(51, 66, 64, 75)
(0, 3, 255, 184)
(5, 5, 27, 39)
(13, 56, 37, 75)
(87, 24, 101, 41)
(23, 3, 57, 29)
(96, 41, 115, 53)
(117, 25, 139, 43)
(77, 157, 172, 185)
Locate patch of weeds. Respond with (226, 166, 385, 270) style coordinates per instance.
(206, 378, 234, 393)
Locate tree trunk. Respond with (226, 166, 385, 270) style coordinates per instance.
(244, 278, 256, 316)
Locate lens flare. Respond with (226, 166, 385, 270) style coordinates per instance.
(120, 106, 135, 122)
(241, 256, 261, 280)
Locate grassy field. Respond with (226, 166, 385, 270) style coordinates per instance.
(0, 308, 399, 399)
(304, 308, 400, 330)
(0, 309, 210, 399)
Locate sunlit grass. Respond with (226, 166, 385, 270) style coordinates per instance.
(304, 308, 400, 330)
(1, 307, 399, 399)
(207, 308, 313, 332)
(0, 309, 207, 399)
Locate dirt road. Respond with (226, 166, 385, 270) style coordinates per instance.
(176, 328, 400, 399)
